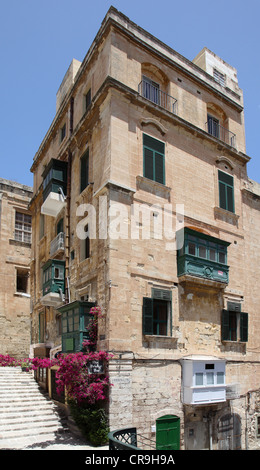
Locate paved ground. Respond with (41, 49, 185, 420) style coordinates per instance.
(20, 433, 109, 450)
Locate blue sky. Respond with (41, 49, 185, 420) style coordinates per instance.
(0, 0, 259, 187)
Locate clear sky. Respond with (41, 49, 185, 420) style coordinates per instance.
(0, 0, 259, 187)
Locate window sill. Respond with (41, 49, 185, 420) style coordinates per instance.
(14, 292, 30, 298)
(143, 335, 177, 349)
(9, 238, 31, 248)
(136, 175, 171, 200)
(221, 339, 247, 344)
(214, 207, 239, 226)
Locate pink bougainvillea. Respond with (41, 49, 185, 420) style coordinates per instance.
(0, 306, 113, 405)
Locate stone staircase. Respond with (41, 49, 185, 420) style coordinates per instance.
(0, 367, 68, 449)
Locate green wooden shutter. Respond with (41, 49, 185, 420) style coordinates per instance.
(240, 312, 248, 342)
(221, 309, 230, 341)
(143, 297, 153, 335)
(219, 181, 226, 210)
(218, 170, 234, 213)
(144, 147, 154, 180)
(155, 152, 164, 184)
(143, 134, 165, 184)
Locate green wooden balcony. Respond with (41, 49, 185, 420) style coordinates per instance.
(57, 300, 95, 353)
(41, 259, 65, 306)
(177, 228, 230, 284)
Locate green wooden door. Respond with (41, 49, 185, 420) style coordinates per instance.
(156, 415, 180, 450)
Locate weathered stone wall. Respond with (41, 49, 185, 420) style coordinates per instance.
(0, 179, 32, 358)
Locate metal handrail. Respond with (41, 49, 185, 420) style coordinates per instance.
(108, 427, 140, 450)
(205, 121, 236, 148)
(138, 80, 178, 114)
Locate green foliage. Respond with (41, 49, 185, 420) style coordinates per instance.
(69, 399, 109, 446)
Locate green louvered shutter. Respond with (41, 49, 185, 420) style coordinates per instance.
(240, 312, 248, 342)
(221, 309, 230, 341)
(144, 147, 154, 181)
(155, 152, 164, 184)
(143, 134, 165, 184)
(143, 297, 153, 335)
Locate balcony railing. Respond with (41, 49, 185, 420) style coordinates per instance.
(108, 428, 156, 450)
(138, 80, 177, 114)
(205, 120, 236, 148)
(50, 232, 65, 257)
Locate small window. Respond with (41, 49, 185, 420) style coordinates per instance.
(15, 212, 32, 244)
(206, 372, 214, 385)
(188, 242, 196, 256)
(60, 123, 66, 142)
(143, 134, 165, 185)
(208, 114, 219, 138)
(141, 76, 160, 105)
(217, 372, 224, 384)
(213, 69, 225, 87)
(85, 89, 91, 112)
(80, 225, 90, 261)
(80, 149, 89, 193)
(16, 269, 29, 294)
(195, 373, 204, 386)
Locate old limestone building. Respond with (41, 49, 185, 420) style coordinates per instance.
(0, 178, 32, 358)
(29, 7, 260, 449)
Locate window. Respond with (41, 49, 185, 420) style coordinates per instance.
(16, 269, 29, 294)
(207, 114, 220, 138)
(60, 123, 66, 142)
(85, 89, 91, 112)
(218, 170, 235, 213)
(179, 230, 228, 265)
(57, 218, 64, 235)
(143, 134, 165, 185)
(222, 302, 248, 342)
(141, 75, 160, 105)
(213, 69, 225, 87)
(15, 212, 32, 243)
(80, 149, 89, 193)
(80, 224, 90, 261)
(143, 289, 171, 336)
(193, 363, 225, 387)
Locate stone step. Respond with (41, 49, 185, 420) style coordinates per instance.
(0, 408, 60, 420)
(0, 416, 62, 437)
(0, 367, 69, 449)
(0, 432, 59, 449)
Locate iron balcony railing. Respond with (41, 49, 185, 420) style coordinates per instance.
(108, 427, 156, 450)
(138, 80, 178, 115)
(206, 120, 236, 148)
(50, 232, 65, 257)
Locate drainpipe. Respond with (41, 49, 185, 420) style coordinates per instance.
(65, 97, 74, 304)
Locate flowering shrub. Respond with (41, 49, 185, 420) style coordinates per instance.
(0, 306, 112, 446)
(82, 306, 103, 351)
(0, 354, 17, 367)
(55, 350, 112, 404)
